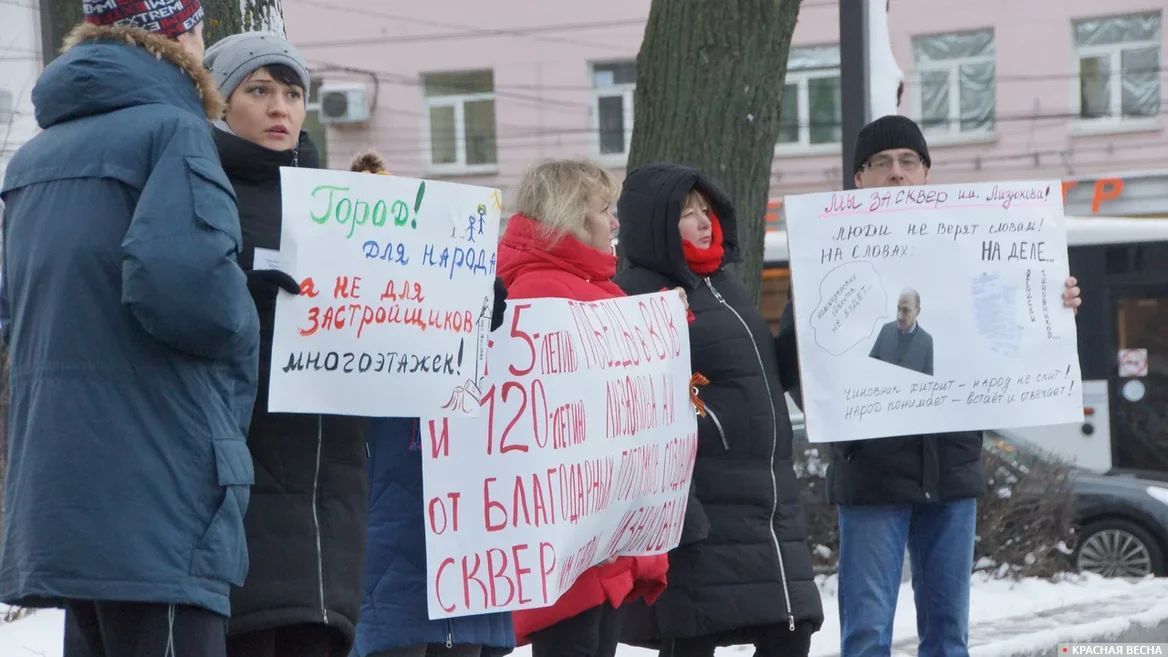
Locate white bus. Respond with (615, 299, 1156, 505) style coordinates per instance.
(761, 216, 1168, 474)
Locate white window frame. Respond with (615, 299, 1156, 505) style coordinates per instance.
(913, 44, 996, 144)
(305, 79, 322, 115)
(775, 67, 841, 157)
(589, 63, 636, 165)
(1072, 28, 1160, 134)
(422, 86, 498, 176)
(303, 78, 328, 168)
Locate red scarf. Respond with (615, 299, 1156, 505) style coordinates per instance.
(682, 210, 726, 275)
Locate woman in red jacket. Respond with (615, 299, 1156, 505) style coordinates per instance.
(497, 159, 670, 657)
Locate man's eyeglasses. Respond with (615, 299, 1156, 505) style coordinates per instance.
(862, 154, 925, 172)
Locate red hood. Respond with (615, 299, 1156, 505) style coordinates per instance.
(497, 213, 619, 294)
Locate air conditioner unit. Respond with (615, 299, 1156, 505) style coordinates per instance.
(318, 84, 369, 124)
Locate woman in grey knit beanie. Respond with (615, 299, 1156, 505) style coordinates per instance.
(204, 32, 371, 657)
(203, 32, 311, 151)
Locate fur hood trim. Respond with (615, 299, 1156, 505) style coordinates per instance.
(62, 23, 223, 119)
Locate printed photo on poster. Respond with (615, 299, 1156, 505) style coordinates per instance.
(868, 287, 934, 376)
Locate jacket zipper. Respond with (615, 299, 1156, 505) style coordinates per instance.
(312, 415, 329, 624)
(446, 619, 454, 648)
(704, 277, 796, 632)
(704, 406, 730, 452)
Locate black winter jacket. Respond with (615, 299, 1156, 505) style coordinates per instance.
(214, 128, 368, 649)
(614, 163, 823, 644)
(777, 296, 985, 506)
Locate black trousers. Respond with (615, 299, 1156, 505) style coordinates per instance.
(658, 620, 816, 657)
(530, 603, 623, 657)
(227, 624, 348, 657)
(64, 600, 227, 657)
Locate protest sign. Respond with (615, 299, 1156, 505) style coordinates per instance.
(421, 292, 697, 619)
(269, 169, 500, 417)
(785, 180, 1083, 443)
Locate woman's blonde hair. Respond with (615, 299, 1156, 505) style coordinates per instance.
(513, 159, 620, 243)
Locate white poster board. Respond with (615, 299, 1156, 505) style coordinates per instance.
(270, 169, 500, 416)
(785, 180, 1083, 443)
(421, 293, 697, 618)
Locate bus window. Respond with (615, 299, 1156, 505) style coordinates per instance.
(1106, 242, 1168, 276)
(1112, 294, 1168, 472)
(760, 227, 791, 331)
(759, 267, 791, 331)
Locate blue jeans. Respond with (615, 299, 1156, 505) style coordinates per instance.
(837, 499, 976, 657)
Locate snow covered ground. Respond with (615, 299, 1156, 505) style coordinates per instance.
(3, 573, 1166, 657)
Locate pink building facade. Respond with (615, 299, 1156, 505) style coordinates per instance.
(284, 0, 1167, 217)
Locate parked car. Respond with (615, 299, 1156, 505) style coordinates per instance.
(790, 414, 1168, 578)
(1064, 466, 1168, 577)
(988, 430, 1168, 578)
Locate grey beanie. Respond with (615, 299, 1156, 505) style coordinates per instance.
(203, 32, 311, 102)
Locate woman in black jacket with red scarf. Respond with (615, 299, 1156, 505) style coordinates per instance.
(613, 163, 822, 657)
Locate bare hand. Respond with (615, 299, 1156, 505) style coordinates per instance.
(675, 287, 689, 310)
(1062, 276, 1082, 316)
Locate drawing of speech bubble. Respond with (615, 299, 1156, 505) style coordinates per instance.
(809, 261, 888, 356)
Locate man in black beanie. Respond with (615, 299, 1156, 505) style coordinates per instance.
(851, 114, 932, 187)
(840, 116, 982, 657)
(776, 115, 1081, 657)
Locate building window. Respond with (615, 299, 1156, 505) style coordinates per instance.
(913, 29, 995, 137)
(1074, 12, 1161, 123)
(303, 79, 328, 168)
(422, 70, 497, 172)
(778, 45, 841, 150)
(591, 61, 636, 158)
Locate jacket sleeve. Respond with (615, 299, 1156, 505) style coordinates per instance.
(0, 205, 8, 347)
(776, 299, 802, 409)
(613, 267, 672, 297)
(121, 123, 259, 362)
(679, 480, 711, 545)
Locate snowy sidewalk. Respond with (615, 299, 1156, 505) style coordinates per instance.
(3, 574, 1167, 656)
(805, 573, 1168, 657)
(963, 588, 1168, 657)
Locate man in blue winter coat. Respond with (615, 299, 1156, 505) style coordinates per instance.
(0, 1, 259, 655)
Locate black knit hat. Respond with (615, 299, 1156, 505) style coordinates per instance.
(852, 115, 931, 173)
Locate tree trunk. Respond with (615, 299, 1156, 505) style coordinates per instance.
(39, 0, 84, 64)
(627, 0, 801, 301)
(201, 0, 286, 46)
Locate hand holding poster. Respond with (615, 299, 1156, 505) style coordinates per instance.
(270, 169, 501, 417)
(421, 292, 697, 619)
(784, 180, 1083, 443)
